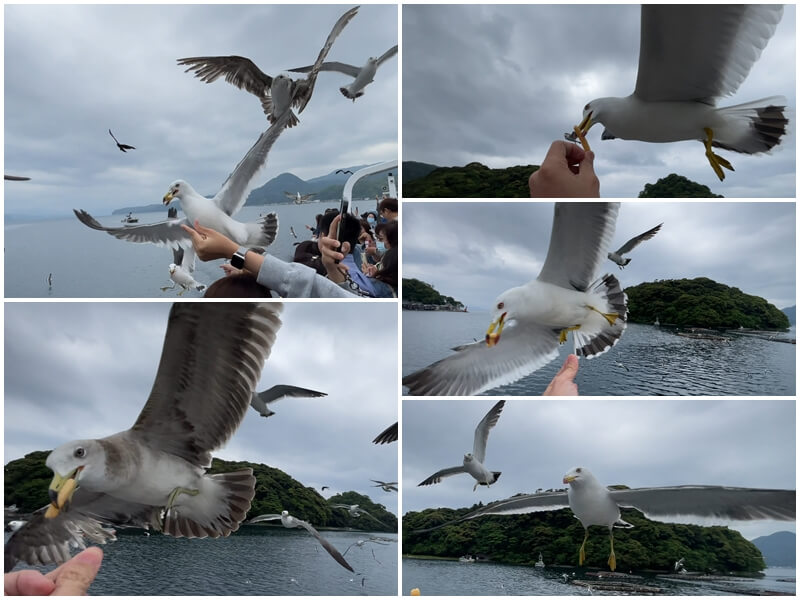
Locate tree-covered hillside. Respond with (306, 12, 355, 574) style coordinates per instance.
(403, 278, 463, 308)
(638, 173, 724, 198)
(402, 162, 535, 197)
(626, 278, 790, 329)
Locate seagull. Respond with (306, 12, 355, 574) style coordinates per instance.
(321, 486, 330, 491)
(418, 400, 505, 491)
(567, 5, 787, 181)
(608, 223, 662, 269)
(674, 557, 686, 572)
(417, 466, 795, 572)
(178, 6, 359, 128)
(403, 203, 626, 395)
(160, 247, 206, 296)
(372, 422, 398, 444)
(5, 521, 26, 533)
(335, 169, 354, 175)
(284, 191, 316, 204)
(75, 114, 286, 250)
(108, 129, 136, 152)
(4, 175, 31, 181)
(4, 303, 283, 573)
(331, 504, 383, 526)
(249, 510, 354, 572)
(343, 537, 391, 556)
(249, 385, 327, 418)
(289, 226, 297, 239)
(47, 273, 53, 289)
(370, 480, 398, 492)
(289, 44, 398, 101)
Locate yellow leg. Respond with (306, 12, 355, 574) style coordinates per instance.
(586, 305, 618, 326)
(703, 127, 734, 181)
(559, 325, 581, 344)
(579, 529, 588, 565)
(608, 529, 617, 571)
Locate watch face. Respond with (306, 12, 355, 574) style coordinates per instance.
(231, 251, 246, 270)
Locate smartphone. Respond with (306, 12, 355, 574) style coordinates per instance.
(335, 197, 351, 263)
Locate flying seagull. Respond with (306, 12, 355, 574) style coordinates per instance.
(416, 466, 795, 571)
(608, 223, 662, 269)
(249, 385, 327, 418)
(370, 480, 398, 493)
(4, 303, 284, 573)
(289, 226, 297, 239)
(567, 5, 787, 181)
(160, 247, 206, 296)
(4, 175, 31, 181)
(178, 6, 359, 128)
(331, 504, 384, 527)
(289, 44, 398, 101)
(75, 113, 287, 251)
(403, 203, 627, 395)
(250, 511, 354, 572)
(372, 422, 398, 444)
(108, 129, 136, 152)
(418, 400, 505, 491)
(335, 169, 354, 175)
(284, 191, 316, 204)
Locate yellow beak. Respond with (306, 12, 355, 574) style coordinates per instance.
(573, 111, 594, 152)
(485, 312, 507, 347)
(163, 192, 174, 205)
(44, 469, 80, 519)
(563, 475, 576, 484)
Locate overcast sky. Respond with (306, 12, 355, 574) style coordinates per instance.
(4, 302, 398, 513)
(4, 4, 398, 219)
(402, 5, 796, 198)
(402, 201, 796, 311)
(403, 399, 795, 540)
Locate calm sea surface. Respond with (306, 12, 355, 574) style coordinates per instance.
(401, 558, 796, 596)
(402, 312, 796, 395)
(5, 201, 378, 298)
(6, 525, 397, 595)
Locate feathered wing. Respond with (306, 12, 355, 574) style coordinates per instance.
(376, 44, 399, 66)
(177, 55, 272, 99)
(372, 422, 398, 444)
(249, 514, 282, 523)
(472, 400, 505, 464)
(74, 210, 190, 248)
(130, 303, 283, 467)
(294, 518, 354, 572)
(290, 61, 361, 78)
(613, 223, 662, 256)
(255, 384, 327, 405)
(418, 466, 466, 486)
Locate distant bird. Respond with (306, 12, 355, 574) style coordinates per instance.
(249, 385, 327, 418)
(160, 247, 206, 296)
(5, 521, 26, 533)
(418, 400, 505, 491)
(335, 169, 354, 175)
(614, 361, 630, 372)
(178, 6, 359, 128)
(372, 422, 398, 444)
(290, 44, 398, 101)
(321, 486, 330, 491)
(608, 223, 662, 269)
(47, 273, 53, 289)
(674, 557, 686, 572)
(108, 129, 136, 152)
(370, 480, 398, 492)
(284, 191, 316, 204)
(4, 175, 31, 181)
(289, 226, 297, 239)
(331, 504, 383, 526)
(343, 537, 390, 557)
(250, 511, 354, 572)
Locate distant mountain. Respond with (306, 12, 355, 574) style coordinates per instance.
(751, 531, 795, 566)
(780, 305, 795, 326)
(402, 161, 439, 184)
(638, 173, 724, 198)
(402, 161, 535, 197)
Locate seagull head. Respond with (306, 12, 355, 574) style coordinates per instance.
(163, 180, 190, 204)
(168, 263, 178, 275)
(281, 510, 289, 517)
(45, 439, 104, 515)
(563, 466, 592, 486)
(486, 288, 525, 347)
(463, 452, 474, 464)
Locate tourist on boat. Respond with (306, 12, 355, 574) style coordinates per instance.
(378, 197, 398, 223)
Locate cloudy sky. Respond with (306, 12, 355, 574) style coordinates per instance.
(403, 399, 796, 540)
(4, 302, 398, 513)
(402, 5, 796, 197)
(402, 201, 796, 311)
(4, 4, 398, 219)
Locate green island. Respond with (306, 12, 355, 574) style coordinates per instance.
(402, 161, 722, 198)
(403, 278, 465, 310)
(4, 451, 397, 532)
(403, 504, 766, 573)
(626, 278, 790, 329)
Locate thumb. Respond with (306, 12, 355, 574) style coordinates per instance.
(193, 220, 213, 235)
(51, 547, 103, 595)
(579, 150, 595, 177)
(560, 354, 580, 381)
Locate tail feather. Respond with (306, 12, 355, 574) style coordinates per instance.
(714, 97, 788, 154)
(574, 274, 627, 359)
(246, 213, 279, 248)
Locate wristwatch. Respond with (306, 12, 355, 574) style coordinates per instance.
(230, 246, 249, 269)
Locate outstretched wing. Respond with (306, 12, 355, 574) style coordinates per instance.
(255, 384, 327, 405)
(74, 209, 190, 248)
(289, 61, 361, 78)
(418, 466, 466, 486)
(472, 400, 505, 464)
(177, 55, 272, 99)
(372, 422, 398, 444)
(249, 514, 282, 523)
(613, 223, 662, 256)
(376, 44, 398, 66)
(294, 517, 354, 572)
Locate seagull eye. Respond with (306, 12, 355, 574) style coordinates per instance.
(74, 447, 86, 459)
(584, 103, 590, 111)
(576, 467, 582, 473)
(497, 302, 504, 310)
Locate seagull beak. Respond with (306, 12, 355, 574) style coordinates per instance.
(573, 112, 594, 152)
(163, 192, 174, 205)
(577, 111, 594, 135)
(563, 475, 576, 484)
(485, 312, 507, 347)
(45, 468, 82, 519)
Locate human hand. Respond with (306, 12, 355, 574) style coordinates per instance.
(5, 547, 103, 596)
(319, 215, 349, 283)
(220, 263, 243, 277)
(180, 220, 238, 261)
(529, 141, 599, 198)
(543, 354, 579, 396)
(364, 264, 378, 277)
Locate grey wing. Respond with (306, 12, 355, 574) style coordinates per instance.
(536, 203, 620, 291)
(294, 5, 359, 114)
(402, 323, 561, 396)
(289, 61, 361, 78)
(472, 400, 505, 464)
(172, 246, 184, 266)
(418, 466, 466, 486)
(294, 518, 354, 572)
(249, 392, 272, 417)
(376, 45, 398, 66)
(214, 112, 292, 216)
(634, 5, 783, 103)
(613, 223, 662, 256)
(372, 422, 398, 444)
(249, 514, 282, 523)
(609, 486, 796, 521)
(256, 384, 328, 405)
(74, 210, 190, 248)
(130, 303, 284, 466)
(177, 56, 272, 99)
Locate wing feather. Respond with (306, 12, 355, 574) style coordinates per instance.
(472, 400, 505, 463)
(74, 209, 190, 248)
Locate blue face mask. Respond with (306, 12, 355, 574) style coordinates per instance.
(367, 217, 376, 225)
(376, 241, 386, 252)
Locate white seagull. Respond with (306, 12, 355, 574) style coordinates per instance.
(289, 44, 398, 101)
(418, 400, 505, 491)
(607, 223, 662, 269)
(178, 6, 359, 128)
(161, 247, 206, 296)
(284, 191, 316, 204)
(331, 504, 384, 526)
(370, 480, 398, 493)
(568, 5, 787, 181)
(4, 303, 284, 572)
(250, 510, 354, 572)
(249, 385, 327, 418)
(403, 203, 626, 396)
